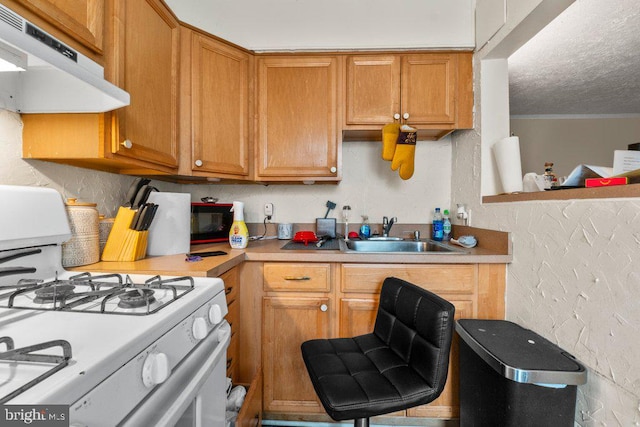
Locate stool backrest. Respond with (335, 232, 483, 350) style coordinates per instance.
(374, 277, 456, 395)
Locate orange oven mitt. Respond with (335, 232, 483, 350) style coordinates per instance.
(391, 124, 417, 180)
(381, 122, 401, 161)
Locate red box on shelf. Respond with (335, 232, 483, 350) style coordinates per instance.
(584, 177, 628, 187)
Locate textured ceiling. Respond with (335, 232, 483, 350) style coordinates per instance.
(508, 0, 640, 116)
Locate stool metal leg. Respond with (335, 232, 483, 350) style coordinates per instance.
(354, 418, 369, 427)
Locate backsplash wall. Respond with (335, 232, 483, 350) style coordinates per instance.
(185, 139, 452, 226)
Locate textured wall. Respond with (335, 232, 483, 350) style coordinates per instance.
(454, 128, 640, 424)
(452, 0, 640, 424)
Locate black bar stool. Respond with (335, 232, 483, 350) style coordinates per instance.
(301, 276, 455, 427)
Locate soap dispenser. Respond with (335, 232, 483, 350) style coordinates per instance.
(359, 215, 370, 239)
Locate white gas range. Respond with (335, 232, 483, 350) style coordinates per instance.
(0, 185, 230, 427)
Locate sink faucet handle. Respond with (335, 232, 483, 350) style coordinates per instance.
(414, 230, 420, 241)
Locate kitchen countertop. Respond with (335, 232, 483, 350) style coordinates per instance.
(76, 226, 512, 277)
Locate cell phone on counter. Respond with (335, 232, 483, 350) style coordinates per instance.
(185, 250, 228, 262)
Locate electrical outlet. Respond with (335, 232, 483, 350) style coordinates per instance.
(264, 203, 274, 218)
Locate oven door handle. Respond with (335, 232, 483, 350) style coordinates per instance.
(118, 320, 231, 427)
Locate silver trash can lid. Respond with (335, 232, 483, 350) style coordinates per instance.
(456, 319, 587, 386)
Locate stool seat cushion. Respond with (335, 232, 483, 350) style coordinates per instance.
(301, 277, 454, 421)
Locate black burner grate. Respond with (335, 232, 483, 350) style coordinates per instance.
(0, 272, 195, 315)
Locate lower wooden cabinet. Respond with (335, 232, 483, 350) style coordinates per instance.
(339, 264, 478, 419)
(262, 262, 332, 413)
(262, 296, 330, 413)
(256, 261, 505, 421)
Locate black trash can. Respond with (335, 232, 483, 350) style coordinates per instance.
(456, 319, 587, 427)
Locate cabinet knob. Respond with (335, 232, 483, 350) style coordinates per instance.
(403, 113, 410, 120)
(194, 159, 203, 167)
(121, 139, 133, 149)
(393, 113, 400, 120)
(330, 166, 337, 174)
(320, 304, 328, 312)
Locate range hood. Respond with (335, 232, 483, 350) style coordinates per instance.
(0, 4, 130, 113)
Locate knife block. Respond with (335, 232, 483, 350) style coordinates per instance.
(101, 207, 148, 262)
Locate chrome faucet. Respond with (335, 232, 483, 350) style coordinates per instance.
(382, 216, 397, 237)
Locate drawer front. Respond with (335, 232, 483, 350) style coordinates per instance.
(220, 268, 239, 304)
(341, 264, 476, 294)
(264, 263, 331, 292)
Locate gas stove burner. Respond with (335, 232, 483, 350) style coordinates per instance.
(33, 284, 76, 304)
(117, 288, 156, 309)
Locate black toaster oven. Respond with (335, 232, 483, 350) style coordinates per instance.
(190, 203, 233, 244)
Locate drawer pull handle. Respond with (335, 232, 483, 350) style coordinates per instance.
(227, 357, 233, 369)
(284, 276, 311, 281)
(225, 287, 233, 295)
(320, 304, 328, 312)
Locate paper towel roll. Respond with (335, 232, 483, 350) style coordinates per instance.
(492, 136, 524, 193)
(146, 192, 191, 256)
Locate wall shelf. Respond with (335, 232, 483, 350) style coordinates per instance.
(483, 183, 640, 203)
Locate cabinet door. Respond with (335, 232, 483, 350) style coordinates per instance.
(256, 56, 340, 181)
(190, 32, 251, 177)
(263, 296, 330, 413)
(7, 0, 104, 54)
(345, 55, 400, 125)
(107, 0, 179, 170)
(401, 54, 457, 125)
(339, 298, 378, 337)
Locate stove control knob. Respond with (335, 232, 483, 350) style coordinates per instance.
(142, 352, 170, 388)
(209, 304, 223, 325)
(192, 316, 208, 340)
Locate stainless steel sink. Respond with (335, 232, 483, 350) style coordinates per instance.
(367, 236, 403, 241)
(344, 239, 467, 253)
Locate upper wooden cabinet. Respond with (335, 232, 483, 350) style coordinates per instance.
(22, 0, 180, 175)
(256, 56, 341, 182)
(179, 27, 253, 179)
(105, 0, 180, 171)
(344, 52, 473, 140)
(0, 0, 104, 59)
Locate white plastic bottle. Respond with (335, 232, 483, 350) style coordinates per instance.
(229, 201, 249, 249)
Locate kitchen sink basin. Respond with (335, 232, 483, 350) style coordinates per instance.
(344, 239, 467, 253)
